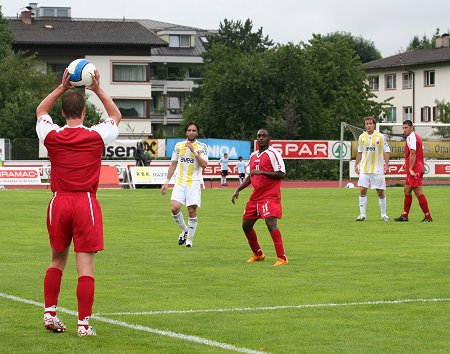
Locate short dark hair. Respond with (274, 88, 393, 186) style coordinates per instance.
(363, 116, 377, 125)
(257, 128, 270, 136)
(185, 121, 200, 133)
(403, 120, 413, 126)
(62, 90, 85, 118)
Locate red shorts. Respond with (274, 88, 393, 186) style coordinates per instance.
(243, 199, 282, 219)
(46, 192, 104, 253)
(405, 172, 423, 188)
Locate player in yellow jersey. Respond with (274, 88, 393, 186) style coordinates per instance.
(354, 116, 390, 221)
(161, 122, 208, 247)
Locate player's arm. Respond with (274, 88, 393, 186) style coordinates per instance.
(250, 170, 285, 179)
(87, 69, 122, 126)
(161, 160, 178, 195)
(185, 141, 208, 169)
(354, 152, 362, 174)
(231, 175, 251, 204)
(409, 149, 417, 177)
(383, 151, 390, 174)
(36, 69, 72, 118)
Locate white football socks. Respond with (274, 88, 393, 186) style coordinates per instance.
(379, 196, 387, 217)
(359, 195, 367, 217)
(172, 211, 187, 232)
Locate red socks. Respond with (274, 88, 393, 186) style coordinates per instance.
(245, 229, 263, 256)
(77, 276, 95, 322)
(44, 267, 63, 316)
(270, 229, 286, 260)
(418, 194, 431, 218)
(402, 195, 413, 217)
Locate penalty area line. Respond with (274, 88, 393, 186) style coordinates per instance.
(95, 297, 450, 316)
(0, 292, 266, 354)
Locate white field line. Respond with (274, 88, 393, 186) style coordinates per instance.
(0, 292, 266, 354)
(95, 297, 450, 316)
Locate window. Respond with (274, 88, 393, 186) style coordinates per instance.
(385, 107, 397, 122)
(368, 76, 379, 90)
(169, 35, 191, 48)
(167, 66, 183, 80)
(167, 96, 182, 114)
(421, 106, 432, 122)
(433, 106, 440, 121)
(424, 70, 435, 86)
(112, 63, 149, 82)
(42, 8, 54, 16)
(403, 106, 413, 121)
(114, 99, 149, 118)
(188, 66, 202, 79)
(57, 9, 69, 17)
(385, 74, 396, 90)
(403, 73, 413, 89)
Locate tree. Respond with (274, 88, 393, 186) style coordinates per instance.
(323, 32, 382, 63)
(205, 19, 273, 55)
(303, 34, 384, 138)
(434, 99, 450, 138)
(406, 28, 440, 51)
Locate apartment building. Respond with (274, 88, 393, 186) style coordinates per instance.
(365, 34, 450, 123)
(7, 3, 211, 138)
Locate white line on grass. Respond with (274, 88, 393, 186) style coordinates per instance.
(0, 292, 266, 354)
(95, 297, 450, 316)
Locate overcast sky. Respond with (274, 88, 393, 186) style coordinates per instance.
(2, 0, 450, 57)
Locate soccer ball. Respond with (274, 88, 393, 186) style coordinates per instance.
(67, 59, 96, 87)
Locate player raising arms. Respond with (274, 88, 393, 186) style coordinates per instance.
(36, 68, 121, 336)
(394, 120, 432, 222)
(161, 122, 208, 247)
(231, 128, 288, 266)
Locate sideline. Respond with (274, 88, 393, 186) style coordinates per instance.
(0, 292, 266, 354)
(95, 297, 450, 316)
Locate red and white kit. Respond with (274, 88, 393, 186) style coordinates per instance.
(244, 146, 286, 219)
(36, 115, 118, 252)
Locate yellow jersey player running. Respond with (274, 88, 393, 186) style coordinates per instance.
(354, 116, 390, 221)
(161, 122, 208, 247)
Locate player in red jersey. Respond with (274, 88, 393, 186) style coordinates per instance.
(231, 128, 288, 266)
(36, 68, 121, 336)
(394, 120, 432, 222)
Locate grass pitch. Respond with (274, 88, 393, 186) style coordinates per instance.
(0, 186, 449, 353)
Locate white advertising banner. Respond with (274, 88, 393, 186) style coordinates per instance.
(129, 166, 175, 186)
(0, 167, 41, 185)
(257, 140, 352, 160)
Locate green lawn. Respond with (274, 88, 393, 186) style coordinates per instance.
(0, 187, 449, 353)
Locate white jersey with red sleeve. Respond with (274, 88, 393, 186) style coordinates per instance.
(249, 146, 285, 202)
(36, 114, 119, 193)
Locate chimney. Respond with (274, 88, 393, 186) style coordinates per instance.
(435, 34, 449, 48)
(21, 10, 32, 25)
(442, 34, 449, 48)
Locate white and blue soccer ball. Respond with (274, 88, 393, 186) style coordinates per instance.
(68, 59, 96, 87)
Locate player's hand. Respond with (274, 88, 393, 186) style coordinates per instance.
(86, 69, 100, 92)
(355, 165, 360, 175)
(185, 141, 194, 152)
(231, 191, 239, 204)
(250, 170, 262, 176)
(161, 184, 168, 195)
(61, 69, 72, 90)
(410, 169, 417, 178)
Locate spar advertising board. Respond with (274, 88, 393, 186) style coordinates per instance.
(255, 140, 351, 159)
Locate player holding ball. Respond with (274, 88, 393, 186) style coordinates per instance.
(36, 66, 121, 336)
